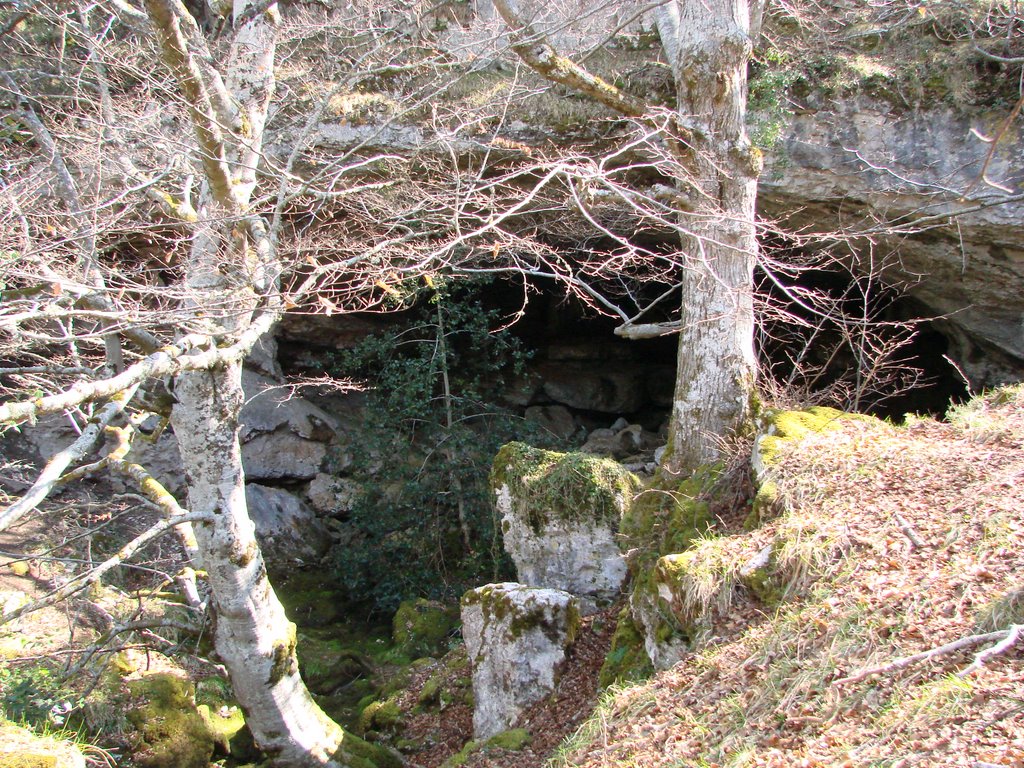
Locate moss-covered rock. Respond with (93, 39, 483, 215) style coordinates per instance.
(440, 728, 531, 768)
(329, 730, 403, 768)
(461, 583, 579, 739)
(618, 464, 727, 670)
(392, 598, 457, 659)
(358, 696, 403, 735)
(737, 543, 784, 604)
(193, 675, 254, 759)
(492, 442, 639, 604)
(0, 721, 85, 768)
(297, 632, 375, 695)
(597, 607, 653, 688)
(485, 728, 531, 750)
(750, 407, 878, 527)
(492, 442, 639, 533)
(125, 673, 215, 768)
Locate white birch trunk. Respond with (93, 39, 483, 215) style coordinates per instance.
(172, 365, 349, 766)
(656, 0, 762, 473)
(147, 1, 381, 764)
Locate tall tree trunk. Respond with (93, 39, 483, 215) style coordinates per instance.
(148, 1, 375, 764)
(657, 0, 761, 474)
(492, 0, 763, 474)
(172, 363, 349, 766)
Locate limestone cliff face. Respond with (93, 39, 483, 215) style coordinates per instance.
(265, 1, 1023, 391)
(286, 93, 1024, 389)
(760, 96, 1024, 386)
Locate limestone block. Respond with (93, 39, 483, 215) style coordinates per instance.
(305, 473, 359, 516)
(461, 583, 579, 739)
(245, 484, 331, 571)
(537, 363, 646, 413)
(238, 371, 337, 481)
(523, 404, 576, 441)
(491, 443, 638, 608)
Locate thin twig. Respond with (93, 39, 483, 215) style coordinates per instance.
(894, 513, 927, 549)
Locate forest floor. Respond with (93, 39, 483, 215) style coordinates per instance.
(2, 387, 1023, 768)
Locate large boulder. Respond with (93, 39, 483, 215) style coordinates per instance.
(536, 362, 647, 413)
(238, 371, 338, 482)
(491, 443, 639, 610)
(461, 583, 580, 739)
(245, 484, 331, 571)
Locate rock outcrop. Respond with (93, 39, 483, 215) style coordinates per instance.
(461, 583, 579, 739)
(760, 97, 1024, 387)
(245, 484, 332, 572)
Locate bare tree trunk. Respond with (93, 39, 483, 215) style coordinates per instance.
(172, 363, 349, 766)
(147, 1, 375, 763)
(493, 0, 762, 474)
(657, 0, 761, 473)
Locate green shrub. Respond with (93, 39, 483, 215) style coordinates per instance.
(329, 280, 563, 615)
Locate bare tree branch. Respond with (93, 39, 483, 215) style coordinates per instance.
(491, 0, 649, 118)
(0, 384, 139, 533)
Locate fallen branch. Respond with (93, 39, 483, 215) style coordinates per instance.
(834, 625, 1022, 685)
(960, 624, 1023, 677)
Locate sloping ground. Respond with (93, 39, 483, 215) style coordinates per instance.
(549, 386, 1024, 768)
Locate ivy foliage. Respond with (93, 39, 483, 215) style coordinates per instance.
(329, 280, 563, 616)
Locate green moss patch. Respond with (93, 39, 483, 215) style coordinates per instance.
(598, 607, 653, 688)
(297, 632, 374, 695)
(620, 463, 721, 572)
(126, 673, 215, 768)
(755, 407, 852, 470)
(392, 598, 458, 659)
(491, 442, 639, 533)
(358, 696, 403, 735)
(330, 730, 403, 768)
(441, 728, 532, 768)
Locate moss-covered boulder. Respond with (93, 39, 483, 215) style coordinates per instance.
(617, 464, 719, 670)
(0, 721, 85, 768)
(125, 673, 216, 768)
(329, 731, 404, 768)
(194, 676, 254, 760)
(358, 696, 403, 736)
(392, 598, 457, 659)
(440, 728, 533, 768)
(597, 607, 653, 688)
(750, 407, 863, 526)
(461, 582, 580, 739)
(491, 442, 639, 609)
